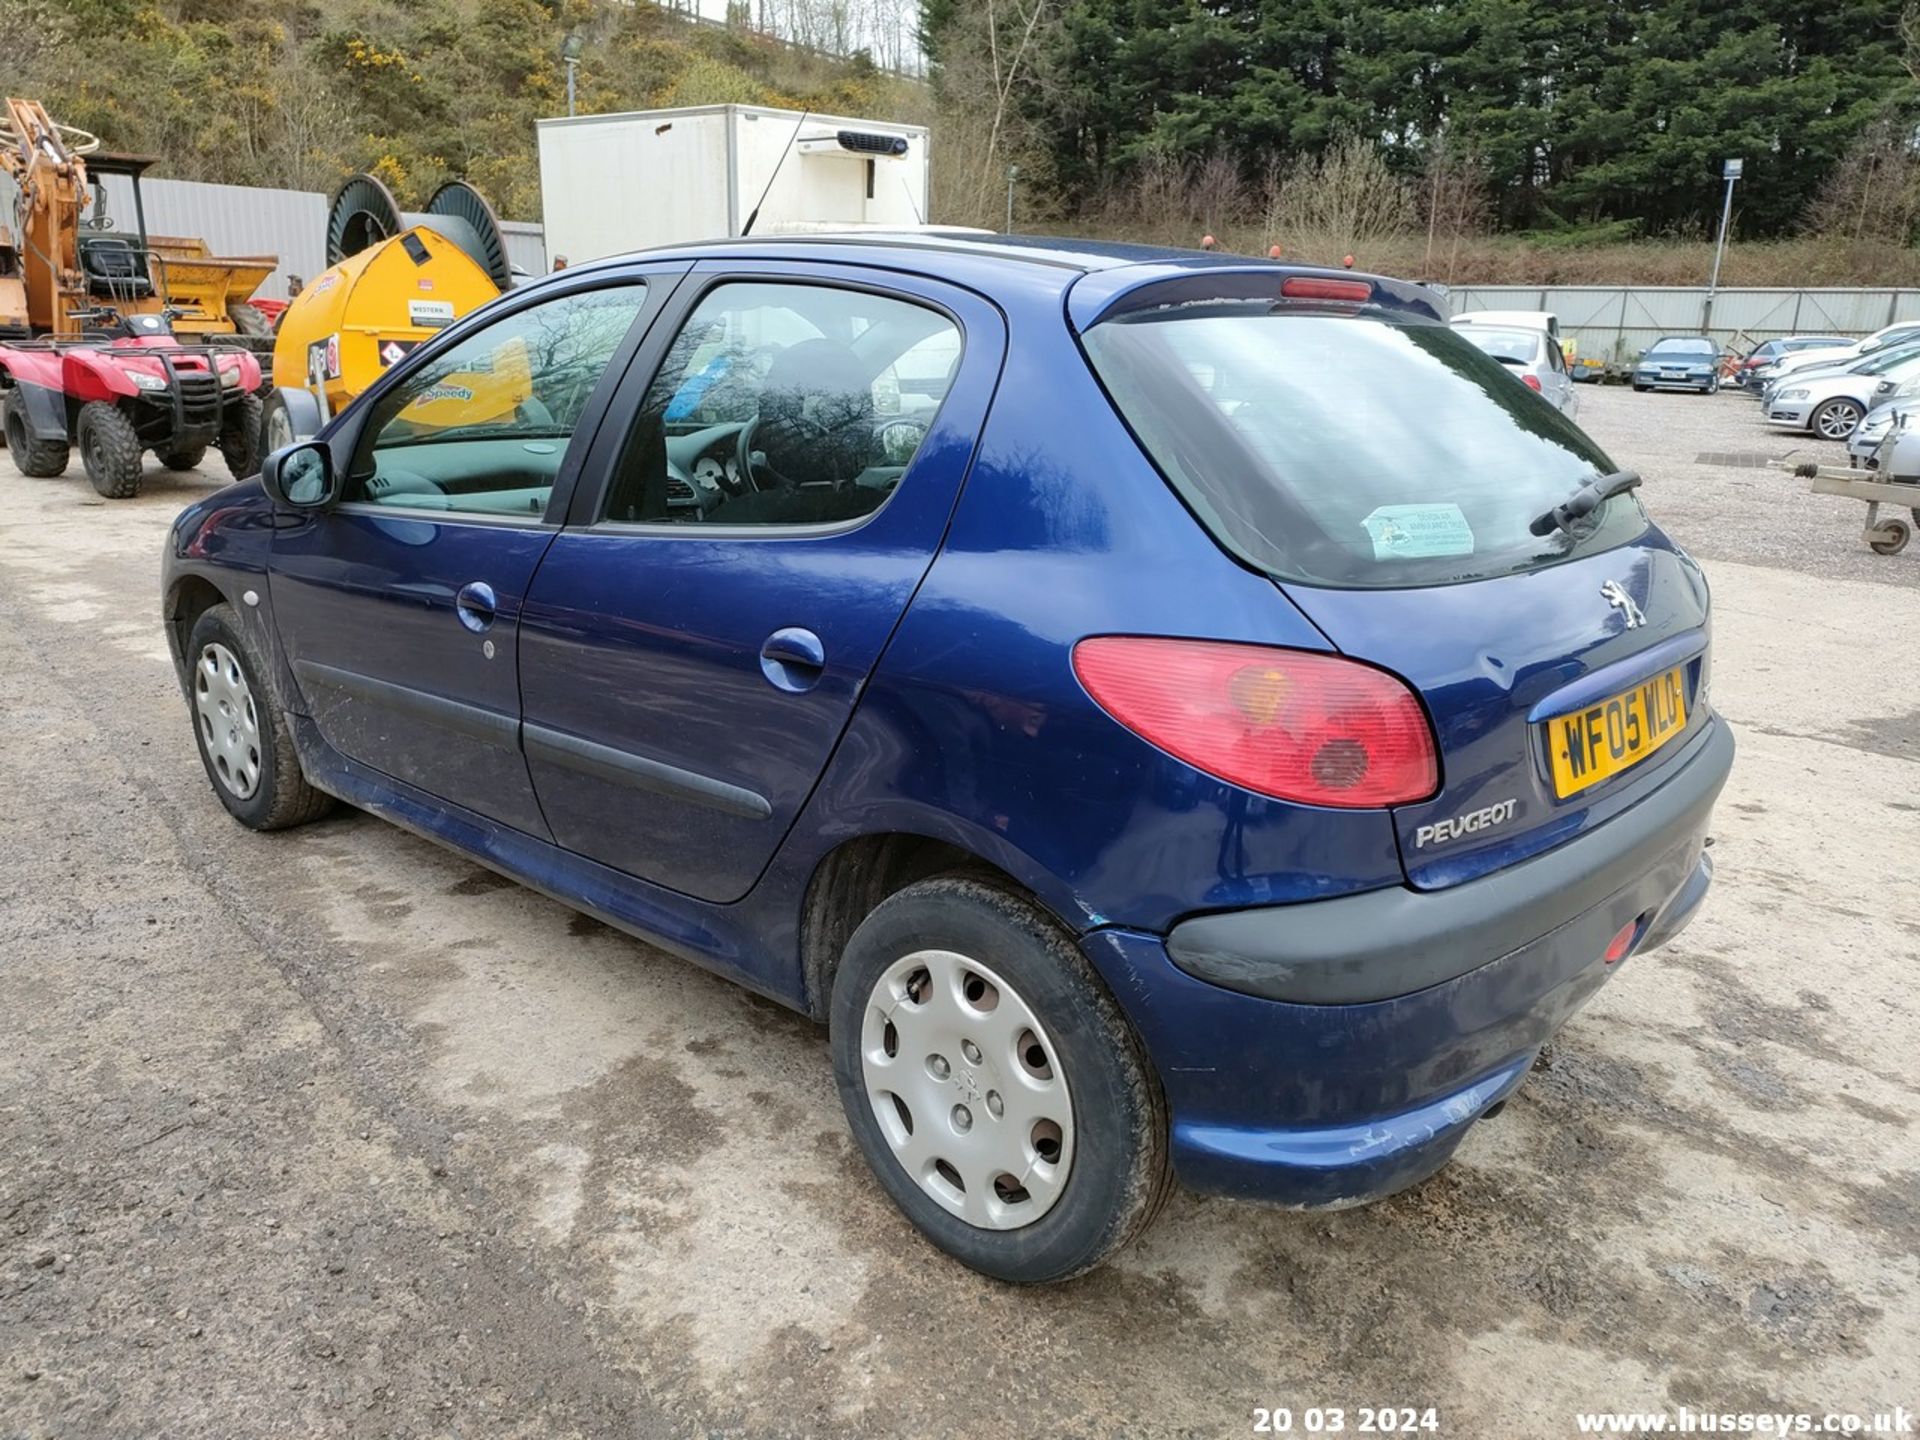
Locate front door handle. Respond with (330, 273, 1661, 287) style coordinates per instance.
(455, 581, 497, 634)
(760, 627, 825, 692)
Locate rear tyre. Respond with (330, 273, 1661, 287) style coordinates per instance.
(220, 391, 263, 479)
(76, 401, 143, 498)
(829, 876, 1172, 1284)
(1812, 398, 1864, 441)
(156, 444, 208, 472)
(226, 302, 274, 338)
(3, 392, 68, 477)
(185, 602, 334, 830)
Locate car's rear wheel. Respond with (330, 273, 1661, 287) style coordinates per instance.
(186, 603, 334, 831)
(830, 876, 1171, 1283)
(4, 393, 68, 477)
(76, 401, 143, 498)
(1812, 397, 1864, 440)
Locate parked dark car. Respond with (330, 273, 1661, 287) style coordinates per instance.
(163, 234, 1733, 1282)
(1632, 335, 1723, 393)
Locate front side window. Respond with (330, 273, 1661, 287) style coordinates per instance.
(602, 281, 962, 528)
(1085, 305, 1645, 588)
(346, 285, 648, 518)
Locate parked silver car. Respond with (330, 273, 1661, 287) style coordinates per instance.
(1765, 349, 1920, 439)
(1452, 324, 1580, 416)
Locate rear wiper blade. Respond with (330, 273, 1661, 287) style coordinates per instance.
(1528, 469, 1641, 537)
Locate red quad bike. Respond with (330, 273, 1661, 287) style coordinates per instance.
(1, 312, 263, 499)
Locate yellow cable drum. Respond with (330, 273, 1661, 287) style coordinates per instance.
(270, 175, 510, 420)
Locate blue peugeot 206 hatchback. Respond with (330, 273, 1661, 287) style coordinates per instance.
(164, 234, 1733, 1283)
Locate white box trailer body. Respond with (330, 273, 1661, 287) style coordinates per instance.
(536, 104, 931, 264)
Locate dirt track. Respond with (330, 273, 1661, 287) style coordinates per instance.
(1, 386, 1915, 1438)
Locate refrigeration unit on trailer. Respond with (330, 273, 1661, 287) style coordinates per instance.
(536, 104, 931, 262)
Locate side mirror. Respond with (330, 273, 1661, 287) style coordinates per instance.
(261, 442, 338, 509)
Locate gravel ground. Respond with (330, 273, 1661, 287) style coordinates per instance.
(0, 390, 1915, 1439)
(1585, 383, 1920, 586)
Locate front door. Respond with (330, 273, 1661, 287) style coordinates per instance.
(518, 263, 1005, 902)
(270, 278, 664, 834)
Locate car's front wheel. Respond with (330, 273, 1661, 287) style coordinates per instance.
(185, 603, 334, 831)
(830, 876, 1172, 1283)
(1812, 397, 1865, 440)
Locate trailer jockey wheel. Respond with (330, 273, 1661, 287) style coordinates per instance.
(76, 401, 144, 499)
(1868, 518, 1911, 556)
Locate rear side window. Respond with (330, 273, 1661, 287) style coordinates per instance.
(1083, 306, 1645, 588)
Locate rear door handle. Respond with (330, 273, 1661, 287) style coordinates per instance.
(455, 580, 497, 633)
(760, 627, 825, 692)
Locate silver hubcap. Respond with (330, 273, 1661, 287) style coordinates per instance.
(1818, 405, 1858, 439)
(194, 642, 262, 799)
(860, 950, 1074, 1230)
(265, 405, 294, 452)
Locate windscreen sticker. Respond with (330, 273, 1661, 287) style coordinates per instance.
(1361, 503, 1476, 560)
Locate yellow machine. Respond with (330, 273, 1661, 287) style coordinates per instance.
(263, 174, 516, 449)
(0, 97, 275, 340)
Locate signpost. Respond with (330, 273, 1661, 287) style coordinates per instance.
(1703, 157, 1743, 336)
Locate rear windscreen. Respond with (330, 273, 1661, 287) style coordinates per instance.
(1083, 305, 1647, 588)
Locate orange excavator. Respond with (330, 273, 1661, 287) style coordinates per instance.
(0, 97, 275, 496)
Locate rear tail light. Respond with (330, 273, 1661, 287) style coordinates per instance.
(1280, 276, 1373, 303)
(1072, 637, 1439, 808)
(1521, 374, 1543, 392)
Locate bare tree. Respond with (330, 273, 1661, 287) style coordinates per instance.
(1263, 136, 1417, 266)
(925, 0, 1059, 227)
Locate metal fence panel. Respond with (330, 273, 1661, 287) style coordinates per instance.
(1446, 284, 1920, 365)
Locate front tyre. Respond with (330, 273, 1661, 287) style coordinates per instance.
(76, 401, 144, 498)
(185, 603, 334, 831)
(220, 391, 263, 479)
(830, 876, 1171, 1283)
(1812, 397, 1864, 441)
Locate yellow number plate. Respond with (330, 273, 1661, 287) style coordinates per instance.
(1548, 666, 1688, 797)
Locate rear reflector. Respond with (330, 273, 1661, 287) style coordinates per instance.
(1521, 374, 1543, 391)
(1072, 637, 1439, 808)
(1280, 276, 1373, 303)
(1603, 920, 1637, 964)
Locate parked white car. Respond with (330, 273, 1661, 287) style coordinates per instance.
(1453, 323, 1580, 416)
(1762, 321, 1920, 386)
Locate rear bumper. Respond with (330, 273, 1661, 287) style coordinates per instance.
(1082, 718, 1732, 1207)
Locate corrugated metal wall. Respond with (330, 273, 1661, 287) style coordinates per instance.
(8, 174, 548, 300)
(1446, 285, 1920, 364)
(499, 220, 549, 277)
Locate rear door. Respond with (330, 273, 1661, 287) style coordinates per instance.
(516, 260, 1005, 903)
(1079, 288, 1714, 891)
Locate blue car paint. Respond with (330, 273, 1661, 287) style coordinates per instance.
(163, 234, 1730, 1212)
